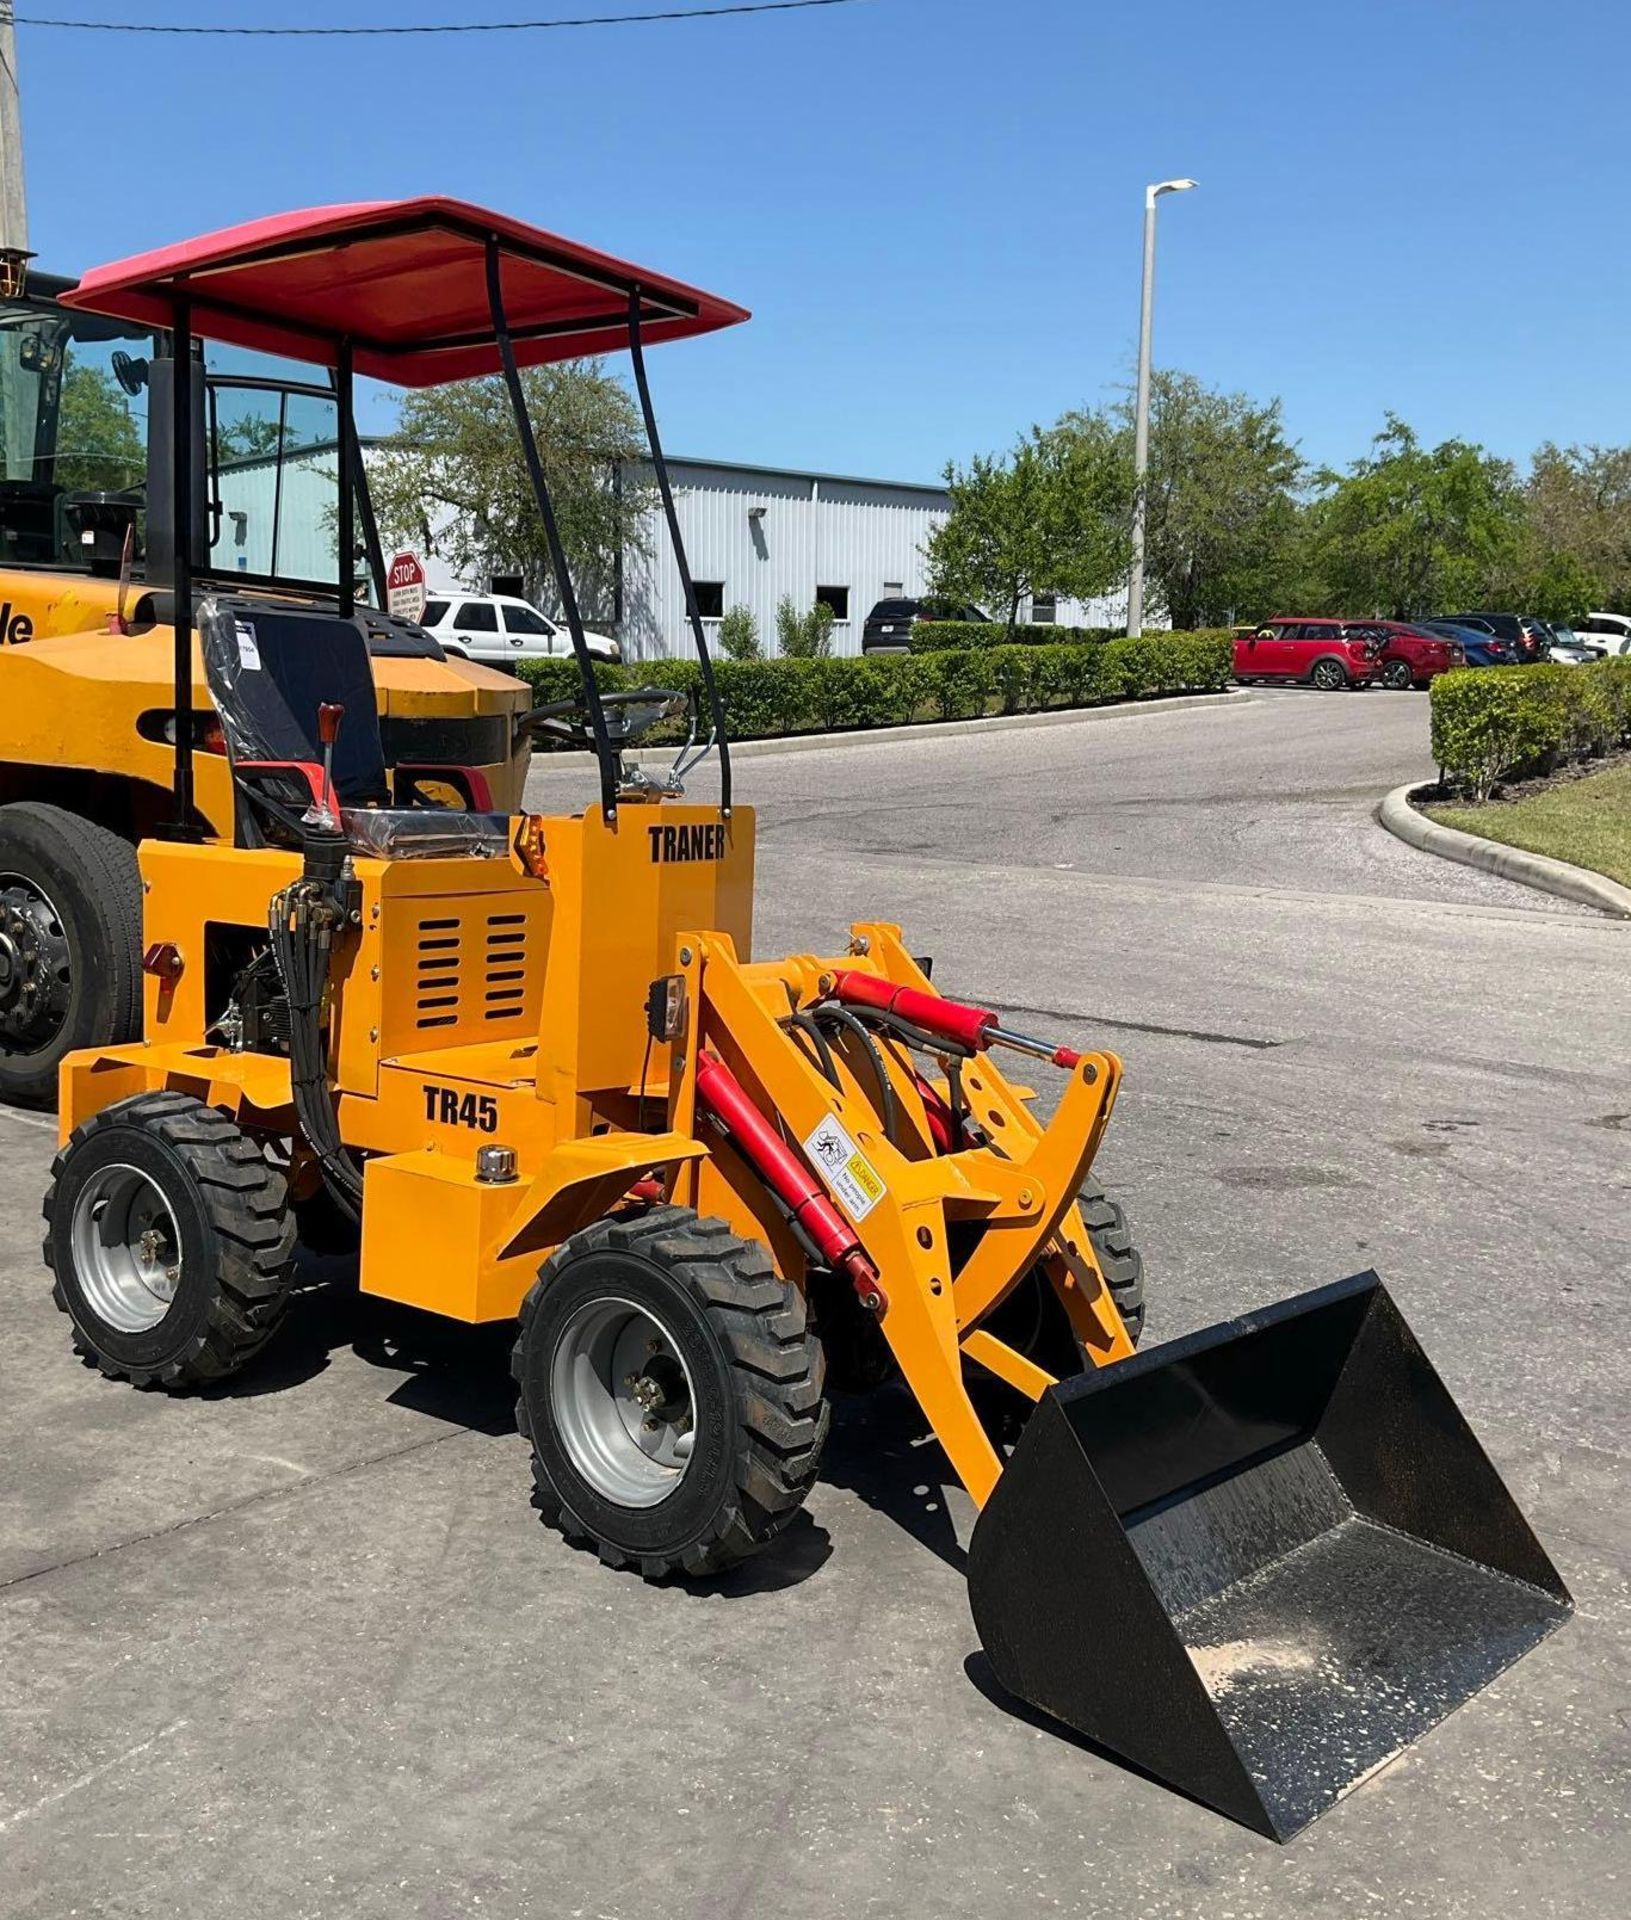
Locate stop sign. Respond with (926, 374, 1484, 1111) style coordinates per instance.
(386, 549, 427, 623)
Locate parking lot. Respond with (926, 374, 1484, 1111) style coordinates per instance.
(2, 688, 1626, 1919)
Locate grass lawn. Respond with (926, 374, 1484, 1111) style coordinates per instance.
(1425, 763, 1631, 888)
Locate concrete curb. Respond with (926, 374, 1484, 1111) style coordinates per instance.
(1379, 782, 1631, 919)
(633, 686, 1248, 767)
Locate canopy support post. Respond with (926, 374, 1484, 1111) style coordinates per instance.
(627, 289, 732, 819)
(336, 339, 356, 620)
(159, 298, 200, 842)
(484, 235, 618, 825)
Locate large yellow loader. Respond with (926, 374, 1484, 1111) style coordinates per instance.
(41, 199, 1570, 1842)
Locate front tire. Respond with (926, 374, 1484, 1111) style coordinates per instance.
(0, 803, 142, 1109)
(513, 1208, 829, 1579)
(43, 1091, 296, 1387)
(1383, 659, 1414, 690)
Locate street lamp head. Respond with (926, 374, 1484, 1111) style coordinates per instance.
(1148, 178, 1199, 204)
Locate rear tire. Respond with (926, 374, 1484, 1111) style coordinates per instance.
(0, 803, 142, 1110)
(43, 1091, 296, 1387)
(1383, 659, 1414, 690)
(1309, 657, 1348, 691)
(513, 1207, 828, 1579)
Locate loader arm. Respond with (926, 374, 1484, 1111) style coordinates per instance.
(687, 932, 1132, 1508)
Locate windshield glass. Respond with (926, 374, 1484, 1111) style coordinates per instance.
(0, 289, 372, 596)
(0, 287, 155, 570)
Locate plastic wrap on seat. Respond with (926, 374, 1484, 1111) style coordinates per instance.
(197, 595, 387, 801)
(341, 809, 512, 861)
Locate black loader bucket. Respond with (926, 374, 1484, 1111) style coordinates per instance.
(967, 1272, 1571, 1841)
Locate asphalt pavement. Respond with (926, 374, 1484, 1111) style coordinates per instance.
(2, 688, 1626, 1919)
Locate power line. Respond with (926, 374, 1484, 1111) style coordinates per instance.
(1, 1, 871, 35)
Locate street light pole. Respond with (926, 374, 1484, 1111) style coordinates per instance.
(1127, 178, 1196, 638)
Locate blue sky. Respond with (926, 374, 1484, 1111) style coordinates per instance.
(15, 0, 1629, 482)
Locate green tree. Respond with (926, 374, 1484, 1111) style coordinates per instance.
(925, 422, 1131, 638)
(1305, 416, 1525, 617)
(1517, 442, 1631, 614)
(369, 361, 651, 619)
(776, 595, 835, 658)
(717, 603, 761, 661)
(1106, 372, 1304, 628)
(54, 362, 144, 492)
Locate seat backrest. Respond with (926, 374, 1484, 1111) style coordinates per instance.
(199, 596, 388, 803)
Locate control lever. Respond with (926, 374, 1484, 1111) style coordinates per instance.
(313, 702, 345, 830)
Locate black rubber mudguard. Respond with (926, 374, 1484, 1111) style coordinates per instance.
(967, 1271, 1571, 1840)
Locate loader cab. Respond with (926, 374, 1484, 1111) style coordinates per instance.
(0, 272, 153, 575)
(0, 272, 387, 601)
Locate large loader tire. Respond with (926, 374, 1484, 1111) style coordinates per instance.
(0, 803, 142, 1110)
(513, 1206, 829, 1580)
(983, 1179, 1146, 1382)
(44, 1091, 296, 1388)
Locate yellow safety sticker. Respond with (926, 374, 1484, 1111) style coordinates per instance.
(804, 1112, 885, 1223)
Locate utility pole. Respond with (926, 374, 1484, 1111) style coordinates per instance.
(0, 6, 26, 255)
(1126, 178, 1196, 638)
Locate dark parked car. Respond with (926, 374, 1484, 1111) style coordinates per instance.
(1439, 612, 1551, 663)
(1346, 620, 1464, 690)
(861, 596, 990, 654)
(1233, 617, 1380, 689)
(1419, 620, 1515, 667)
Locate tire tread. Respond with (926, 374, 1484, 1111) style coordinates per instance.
(514, 1205, 828, 1581)
(43, 1091, 296, 1388)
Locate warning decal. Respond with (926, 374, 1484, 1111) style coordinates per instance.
(803, 1113, 885, 1223)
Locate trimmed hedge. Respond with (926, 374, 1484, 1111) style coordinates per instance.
(1429, 658, 1631, 800)
(909, 620, 1115, 653)
(515, 632, 1233, 743)
(909, 619, 1236, 655)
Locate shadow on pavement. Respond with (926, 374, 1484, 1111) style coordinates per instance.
(820, 1384, 970, 1576)
(202, 1254, 518, 1436)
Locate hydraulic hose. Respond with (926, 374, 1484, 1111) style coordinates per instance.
(269, 876, 364, 1221)
(811, 1004, 900, 1151)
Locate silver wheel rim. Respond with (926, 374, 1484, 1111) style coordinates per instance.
(70, 1162, 183, 1333)
(551, 1294, 697, 1508)
(1314, 662, 1341, 689)
(0, 870, 72, 1056)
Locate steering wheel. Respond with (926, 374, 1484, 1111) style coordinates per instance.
(517, 685, 689, 749)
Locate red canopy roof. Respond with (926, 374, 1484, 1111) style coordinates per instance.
(60, 197, 748, 386)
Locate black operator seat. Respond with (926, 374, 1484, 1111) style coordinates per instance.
(196, 595, 510, 858)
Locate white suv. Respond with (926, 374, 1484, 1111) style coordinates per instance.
(1574, 612, 1631, 658)
(420, 593, 621, 666)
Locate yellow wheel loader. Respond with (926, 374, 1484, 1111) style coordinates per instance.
(0, 266, 533, 1107)
(42, 200, 1570, 1842)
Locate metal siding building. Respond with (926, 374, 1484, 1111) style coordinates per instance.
(619, 457, 1131, 662)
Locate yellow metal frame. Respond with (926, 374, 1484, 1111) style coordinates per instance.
(60, 799, 1133, 1510)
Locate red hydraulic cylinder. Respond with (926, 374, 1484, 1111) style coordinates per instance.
(694, 1051, 883, 1310)
(829, 968, 995, 1051)
(830, 969, 1083, 1070)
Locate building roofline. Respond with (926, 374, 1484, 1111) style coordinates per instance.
(626, 453, 948, 497)
(352, 436, 947, 498)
